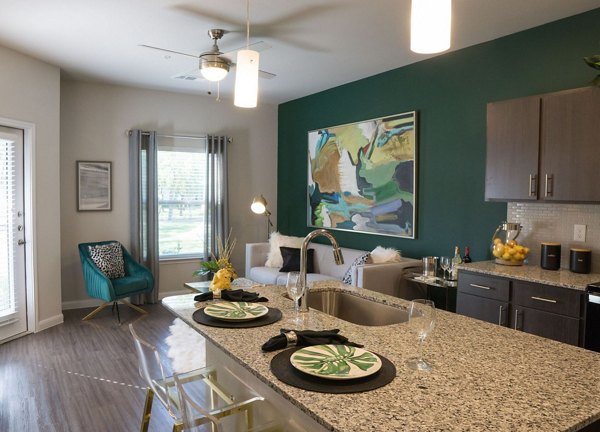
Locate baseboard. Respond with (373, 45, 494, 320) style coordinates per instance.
(61, 290, 191, 311)
(36, 314, 64, 332)
(62, 298, 103, 310)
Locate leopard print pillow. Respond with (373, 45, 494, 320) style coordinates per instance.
(342, 252, 372, 285)
(89, 242, 125, 279)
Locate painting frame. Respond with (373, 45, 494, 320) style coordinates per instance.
(307, 111, 417, 239)
(77, 161, 112, 212)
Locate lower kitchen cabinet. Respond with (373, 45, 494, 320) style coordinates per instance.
(457, 270, 584, 346)
(456, 293, 508, 326)
(512, 305, 581, 346)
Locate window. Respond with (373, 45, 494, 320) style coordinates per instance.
(157, 143, 206, 259)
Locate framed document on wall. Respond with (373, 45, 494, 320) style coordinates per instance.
(77, 161, 112, 211)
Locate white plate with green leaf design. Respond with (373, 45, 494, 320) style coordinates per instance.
(203, 302, 269, 321)
(290, 344, 382, 380)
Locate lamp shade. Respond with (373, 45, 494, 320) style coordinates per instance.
(234, 49, 260, 108)
(200, 54, 230, 81)
(410, 0, 452, 54)
(251, 195, 267, 214)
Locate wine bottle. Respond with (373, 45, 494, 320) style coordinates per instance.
(451, 246, 462, 280)
(463, 246, 472, 263)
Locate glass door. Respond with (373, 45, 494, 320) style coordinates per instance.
(0, 126, 26, 342)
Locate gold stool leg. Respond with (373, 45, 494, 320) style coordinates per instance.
(81, 302, 111, 321)
(140, 388, 154, 432)
(121, 300, 148, 315)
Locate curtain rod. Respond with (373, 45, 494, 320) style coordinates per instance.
(127, 130, 231, 143)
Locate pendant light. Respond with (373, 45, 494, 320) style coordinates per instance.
(234, 0, 259, 108)
(410, 0, 452, 54)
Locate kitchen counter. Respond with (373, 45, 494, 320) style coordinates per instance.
(162, 281, 600, 431)
(458, 260, 600, 291)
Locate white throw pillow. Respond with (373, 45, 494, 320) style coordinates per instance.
(370, 246, 402, 263)
(265, 232, 304, 268)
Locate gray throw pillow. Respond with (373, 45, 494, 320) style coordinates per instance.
(89, 242, 125, 279)
(342, 252, 371, 285)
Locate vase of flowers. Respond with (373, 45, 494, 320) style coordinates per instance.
(193, 230, 237, 293)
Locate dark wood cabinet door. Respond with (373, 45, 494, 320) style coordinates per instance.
(485, 96, 541, 201)
(513, 305, 581, 346)
(457, 292, 508, 326)
(541, 87, 600, 202)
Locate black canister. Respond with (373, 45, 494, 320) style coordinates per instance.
(540, 242, 561, 270)
(570, 248, 591, 274)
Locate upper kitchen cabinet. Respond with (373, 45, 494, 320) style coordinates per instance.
(485, 86, 600, 202)
(485, 96, 541, 201)
(540, 87, 600, 201)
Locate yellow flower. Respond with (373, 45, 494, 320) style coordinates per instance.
(210, 268, 234, 291)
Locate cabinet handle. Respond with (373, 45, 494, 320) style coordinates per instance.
(514, 309, 519, 330)
(529, 174, 537, 197)
(498, 305, 504, 326)
(531, 296, 557, 304)
(545, 174, 554, 197)
(469, 283, 491, 290)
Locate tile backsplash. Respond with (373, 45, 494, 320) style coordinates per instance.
(508, 202, 600, 273)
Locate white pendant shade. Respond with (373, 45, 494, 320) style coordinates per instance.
(410, 0, 452, 54)
(234, 49, 260, 108)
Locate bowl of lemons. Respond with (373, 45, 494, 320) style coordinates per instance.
(492, 238, 530, 265)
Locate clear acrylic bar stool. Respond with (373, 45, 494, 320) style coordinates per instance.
(129, 324, 273, 432)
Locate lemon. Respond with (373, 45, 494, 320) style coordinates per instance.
(502, 252, 511, 260)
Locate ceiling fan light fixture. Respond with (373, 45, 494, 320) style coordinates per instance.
(200, 55, 230, 82)
(410, 0, 452, 54)
(234, 49, 260, 108)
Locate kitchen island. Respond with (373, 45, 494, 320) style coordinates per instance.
(162, 281, 600, 431)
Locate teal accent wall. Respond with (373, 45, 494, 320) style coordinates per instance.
(277, 8, 600, 261)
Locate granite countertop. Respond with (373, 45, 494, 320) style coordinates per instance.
(162, 281, 600, 432)
(457, 261, 600, 291)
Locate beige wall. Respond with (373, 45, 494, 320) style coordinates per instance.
(0, 45, 62, 327)
(60, 80, 277, 305)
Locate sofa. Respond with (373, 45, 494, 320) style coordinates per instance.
(245, 242, 422, 298)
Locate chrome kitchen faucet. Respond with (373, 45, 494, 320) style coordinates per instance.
(299, 229, 344, 312)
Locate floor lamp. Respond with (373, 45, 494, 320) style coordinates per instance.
(251, 195, 274, 240)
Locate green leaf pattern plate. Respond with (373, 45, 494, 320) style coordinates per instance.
(204, 302, 269, 321)
(290, 344, 382, 380)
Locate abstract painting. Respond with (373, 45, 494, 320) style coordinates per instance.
(77, 161, 112, 211)
(308, 111, 417, 238)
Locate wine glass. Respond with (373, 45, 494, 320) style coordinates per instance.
(286, 272, 305, 326)
(405, 299, 436, 372)
(439, 257, 450, 280)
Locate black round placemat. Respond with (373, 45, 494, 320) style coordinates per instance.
(192, 307, 282, 328)
(270, 347, 396, 393)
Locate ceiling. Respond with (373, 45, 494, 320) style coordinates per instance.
(0, 0, 599, 105)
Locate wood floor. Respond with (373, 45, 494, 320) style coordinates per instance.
(0, 304, 180, 432)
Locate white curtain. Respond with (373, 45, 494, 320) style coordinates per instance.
(129, 130, 159, 304)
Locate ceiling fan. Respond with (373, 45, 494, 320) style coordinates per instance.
(140, 29, 275, 83)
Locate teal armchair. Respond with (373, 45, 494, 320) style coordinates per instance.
(78, 240, 154, 322)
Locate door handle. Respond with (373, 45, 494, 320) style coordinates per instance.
(513, 309, 519, 330)
(545, 174, 553, 197)
(469, 283, 491, 290)
(498, 305, 504, 326)
(529, 174, 537, 197)
(17, 239, 25, 245)
(531, 296, 557, 304)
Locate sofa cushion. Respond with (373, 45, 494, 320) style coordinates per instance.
(342, 252, 372, 284)
(88, 242, 125, 279)
(248, 267, 281, 285)
(265, 232, 304, 268)
(371, 246, 402, 263)
(112, 276, 148, 297)
(279, 247, 314, 273)
(312, 244, 366, 279)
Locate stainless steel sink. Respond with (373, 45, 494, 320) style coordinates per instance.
(298, 290, 408, 326)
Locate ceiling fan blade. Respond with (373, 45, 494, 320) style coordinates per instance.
(259, 70, 276, 80)
(139, 44, 198, 59)
(221, 41, 272, 60)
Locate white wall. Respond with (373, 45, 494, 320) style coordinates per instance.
(60, 80, 277, 305)
(0, 45, 62, 328)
